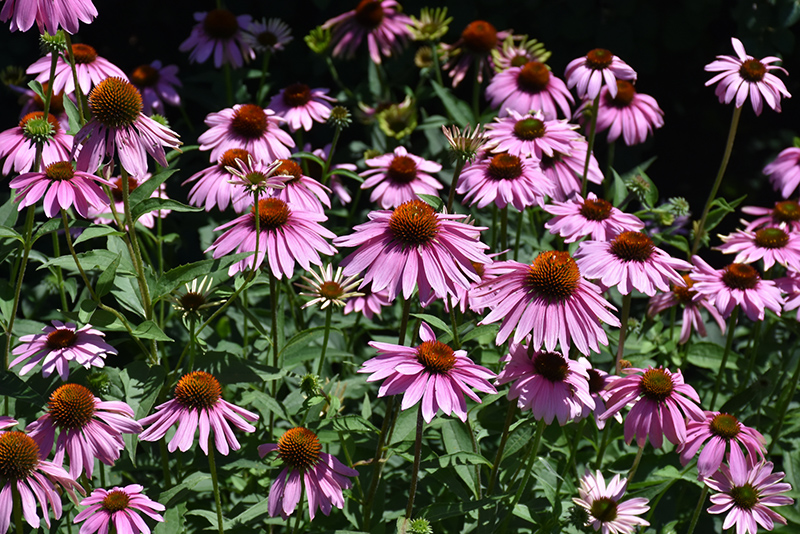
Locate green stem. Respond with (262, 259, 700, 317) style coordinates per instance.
(580, 96, 600, 196)
(12, 484, 23, 534)
(404, 405, 425, 519)
(447, 297, 461, 350)
(316, 306, 333, 376)
(605, 140, 616, 187)
(740, 319, 762, 391)
(188, 316, 197, 372)
(159, 435, 173, 491)
(52, 231, 68, 310)
(559, 418, 587, 490)
(322, 126, 342, 185)
(487, 402, 517, 494)
(627, 444, 644, 483)
(325, 56, 354, 100)
(63, 34, 87, 125)
(594, 423, 611, 469)
(223, 63, 233, 107)
(685, 486, 709, 534)
(513, 209, 524, 261)
(269, 271, 280, 439)
(615, 293, 632, 374)
(710, 306, 738, 410)
(41, 47, 59, 118)
(208, 436, 225, 534)
(430, 42, 444, 87)
(3, 206, 35, 370)
(500, 419, 546, 534)
(445, 159, 465, 213)
(499, 207, 508, 259)
(291, 485, 305, 534)
(256, 52, 271, 107)
(767, 348, 800, 454)
(690, 106, 742, 256)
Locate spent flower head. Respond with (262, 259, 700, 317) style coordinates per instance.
(328, 105, 352, 129)
(491, 33, 551, 72)
(442, 123, 487, 162)
(407, 7, 452, 42)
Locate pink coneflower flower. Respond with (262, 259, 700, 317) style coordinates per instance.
(360, 146, 443, 209)
(184, 148, 253, 212)
(441, 20, 510, 87)
(742, 200, 800, 233)
(677, 411, 766, 478)
(565, 48, 637, 101)
(259, 427, 359, 520)
(647, 274, 727, 344)
(334, 199, 491, 305)
(496, 343, 593, 425)
(584, 80, 664, 146)
(490, 33, 550, 72)
(572, 470, 650, 534)
(0, 417, 16, 430)
(0, 431, 83, 533)
(360, 321, 496, 423)
(322, 0, 412, 65)
(575, 231, 692, 296)
(180, 9, 255, 68)
(220, 153, 285, 197)
(457, 151, 552, 211)
(15, 82, 70, 131)
(690, 256, 784, 321)
(764, 147, 800, 198)
(268, 83, 335, 132)
(199, 103, 294, 163)
(704, 37, 790, 115)
(129, 60, 182, 116)
(0, 0, 96, 34)
(544, 192, 644, 243)
(88, 173, 171, 229)
(577, 357, 620, 430)
(28, 44, 127, 96)
(705, 451, 794, 534)
(10, 160, 113, 218)
(474, 251, 620, 354)
(74, 485, 165, 534)
(776, 269, 800, 319)
(10, 320, 116, 381)
(297, 263, 363, 310)
(266, 159, 331, 214)
(343, 285, 391, 319)
(484, 109, 580, 160)
(26, 383, 141, 478)
(716, 227, 800, 271)
(0, 112, 72, 175)
(138, 370, 258, 455)
(485, 61, 573, 120)
(244, 17, 293, 55)
(305, 144, 357, 206)
(73, 77, 181, 176)
(600, 366, 705, 449)
(542, 142, 603, 202)
(207, 198, 336, 277)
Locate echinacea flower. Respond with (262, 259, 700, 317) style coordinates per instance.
(88, 173, 171, 229)
(74, 485, 165, 534)
(322, 0, 412, 65)
(474, 251, 620, 354)
(440, 20, 510, 87)
(541, 142, 603, 202)
(544, 192, 645, 243)
(742, 200, 800, 233)
(10, 320, 116, 381)
(360, 146, 443, 209)
(129, 60, 182, 116)
(0, 431, 84, 533)
(704, 37, 790, 115)
(600, 366, 704, 449)
(0, 417, 16, 430)
(334, 199, 491, 305)
(297, 264, 363, 309)
(705, 450, 794, 534)
(244, 17, 293, 55)
(764, 147, 800, 198)
(584, 80, 664, 146)
(0, 112, 72, 175)
(575, 231, 692, 297)
(138, 370, 258, 455)
(360, 322, 497, 423)
(266, 159, 331, 214)
(485, 61, 573, 120)
(775, 269, 800, 320)
(184, 148, 254, 212)
(26, 383, 141, 478)
(442, 123, 487, 162)
(677, 411, 766, 478)
(484, 109, 582, 160)
(572, 470, 650, 534)
(690, 256, 784, 321)
(716, 227, 800, 271)
(495, 343, 593, 425)
(73, 77, 181, 176)
(169, 276, 224, 320)
(14, 82, 70, 131)
(0, 0, 97, 34)
(259, 427, 359, 519)
(490, 33, 551, 72)
(180, 9, 255, 68)
(207, 198, 336, 277)
(343, 285, 391, 319)
(407, 6, 451, 42)
(565, 48, 637, 101)
(647, 274, 726, 344)
(268, 83, 335, 132)
(456, 151, 552, 211)
(198, 103, 294, 163)
(577, 358, 620, 430)
(28, 44, 127, 96)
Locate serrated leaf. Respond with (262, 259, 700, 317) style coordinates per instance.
(39, 250, 122, 272)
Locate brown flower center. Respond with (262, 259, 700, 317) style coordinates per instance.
(111, 176, 139, 203)
(472, 261, 486, 278)
(219, 148, 252, 170)
(609, 231, 654, 262)
(672, 274, 696, 304)
(355, 0, 385, 28)
(526, 250, 581, 302)
(174, 371, 222, 410)
(130, 64, 159, 88)
(387, 155, 418, 184)
(231, 104, 268, 139)
(590, 496, 618, 522)
(639, 368, 674, 402)
(33, 83, 64, 114)
(48, 383, 96, 430)
(773, 200, 800, 222)
(754, 227, 788, 249)
(709, 412, 741, 440)
(19, 111, 60, 133)
(72, 43, 98, 64)
(722, 263, 759, 290)
(461, 20, 497, 55)
(739, 59, 766, 83)
(389, 200, 440, 247)
(319, 281, 344, 300)
(277, 427, 321, 470)
(88, 77, 143, 128)
(533, 351, 569, 382)
(610, 80, 635, 106)
(585, 48, 613, 70)
(203, 8, 239, 39)
(45, 328, 77, 350)
(579, 198, 613, 221)
(180, 292, 207, 312)
(44, 161, 74, 182)
(0, 432, 40, 481)
(416, 340, 456, 373)
(730, 483, 759, 509)
(282, 83, 312, 107)
(102, 490, 131, 512)
(275, 159, 303, 183)
(587, 368, 605, 394)
(513, 118, 545, 140)
(253, 198, 290, 230)
(487, 153, 523, 180)
(517, 61, 551, 93)
(258, 31, 278, 47)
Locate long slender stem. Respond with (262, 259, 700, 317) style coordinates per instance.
(63, 34, 87, 124)
(322, 126, 342, 185)
(513, 209, 524, 261)
(256, 52, 271, 107)
(685, 486, 709, 534)
(208, 436, 225, 534)
(269, 271, 280, 440)
(594, 424, 611, 469)
(316, 306, 333, 376)
(487, 402, 517, 494)
(500, 419, 546, 534)
(3, 206, 35, 370)
(710, 306, 739, 410)
(159, 438, 172, 489)
(12, 484, 23, 534)
(615, 293, 632, 374)
(627, 444, 644, 483)
(445, 159, 465, 213)
(51, 231, 68, 310)
(580, 96, 600, 196)
(405, 405, 425, 519)
(499, 207, 508, 259)
(447, 297, 461, 350)
(223, 63, 233, 107)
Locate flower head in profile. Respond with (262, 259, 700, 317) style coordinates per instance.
(268, 83, 335, 132)
(572, 470, 650, 534)
(244, 17, 293, 54)
(361, 322, 496, 423)
(27, 43, 127, 96)
(678, 411, 766, 478)
(297, 264, 363, 309)
(74, 485, 165, 534)
(742, 200, 800, 233)
(138, 370, 258, 455)
(496, 343, 593, 425)
(440, 20, 510, 87)
(183, 148, 253, 212)
(491, 33, 551, 72)
(764, 147, 800, 198)
(129, 60, 182, 116)
(198, 103, 295, 163)
(486, 61, 573, 120)
(169, 276, 225, 320)
(647, 274, 726, 344)
(565, 48, 637, 101)
(545, 192, 644, 243)
(484, 110, 582, 160)
(705, 37, 790, 115)
(457, 151, 553, 211)
(361, 146, 443, 209)
(0, 0, 97, 34)
(582, 80, 664, 146)
(0, 111, 72, 175)
(10, 320, 116, 381)
(259, 427, 359, 519)
(407, 6, 451, 42)
(716, 227, 800, 271)
(322, 0, 412, 64)
(180, 9, 255, 68)
(26, 383, 142, 478)
(442, 123, 487, 162)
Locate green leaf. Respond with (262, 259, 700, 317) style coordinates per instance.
(686, 342, 738, 370)
(411, 313, 451, 335)
(290, 151, 326, 168)
(39, 250, 123, 273)
(158, 472, 211, 507)
(0, 195, 20, 227)
(186, 509, 231, 530)
(417, 194, 444, 211)
(0, 373, 47, 406)
(131, 198, 202, 221)
(330, 415, 379, 434)
(72, 224, 124, 246)
(431, 81, 473, 127)
(128, 168, 177, 207)
(62, 92, 82, 135)
(611, 169, 628, 207)
(0, 225, 22, 243)
(153, 502, 186, 534)
(96, 254, 120, 297)
(132, 320, 173, 341)
(27, 80, 45, 101)
(461, 324, 498, 344)
(442, 419, 481, 497)
(121, 361, 166, 463)
(329, 167, 364, 183)
(704, 195, 747, 235)
(152, 253, 252, 301)
(653, 233, 689, 254)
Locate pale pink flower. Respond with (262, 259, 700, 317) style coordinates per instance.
(544, 192, 644, 243)
(0, 112, 72, 175)
(265, 159, 331, 214)
(775, 269, 800, 320)
(0, 0, 96, 34)
(74, 485, 165, 534)
(361, 146, 443, 209)
(268, 84, 335, 132)
(180, 9, 255, 68)
(457, 151, 552, 211)
(484, 109, 581, 160)
(441, 20, 510, 87)
(577, 358, 620, 430)
(763, 147, 800, 198)
(198, 103, 294, 163)
(485, 61, 573, 120)
(322, 0, 412, 65)
(129, 60, 182, 116)
(647, 274, 726, 344)
(582, 80, 664, 145)
(572, 470, 650, 534)
(565, 48, 637, 101)
(742, 200, 800, 233)
(343, 285, 391, 319)
(0, 417, 16, 430)
(542, 141, 603, 202)
(27, 44, 127, 96)
(184, 148, 254, 213)
(716, 227, 800, 271)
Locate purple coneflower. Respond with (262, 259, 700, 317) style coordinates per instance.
(742, 200, 800, 233)
(322, 0, 412, 65)
(572, 470, 650, 534)
(565, 48, 637, 101)
(542, 141, 603, 202)
(361, 146, 443, 209)
(343, 285, 391, 319)
(484, 109, 580, 160)
(582, 80, 664, 146)
(544, 192, 644, 243)
(138, 371, 258, 455)
(180, 9, 255, 68)
(0, 0, 96, 34)
(130, 60, 182, 116)
(0, 112, 72, 175)
(360, 322, 497, 423)
(268, 83, 335, 132)
(15, 82, 70, 131)
(259, 427, 358, 519)
(0, 417, 16, 430)
(600, 366, 704, 449)
(244, 17, 293, 55)
(26, 383, 141, 478)
(485, 61, 573, 120)
(297, 263, 363, 310)
(647, 274, 726, 344)
(474, 251, 620, 354)
(184, 148, 254, 212)
(266, 159, 331, 214)
(716, 227, 800, 271)
(705, 37, 790, 115)
(457, 151, 552, 211)
(776, 269, 800, 320)
(198, 103, 294, 163)
(441, 20, 510, 87)
(10, 320, 116, 381)
(74, 485, 165, 534)
(28, 43, 127, 96)
(577, 358, 620, 430)
(764, 146, 800, 198)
